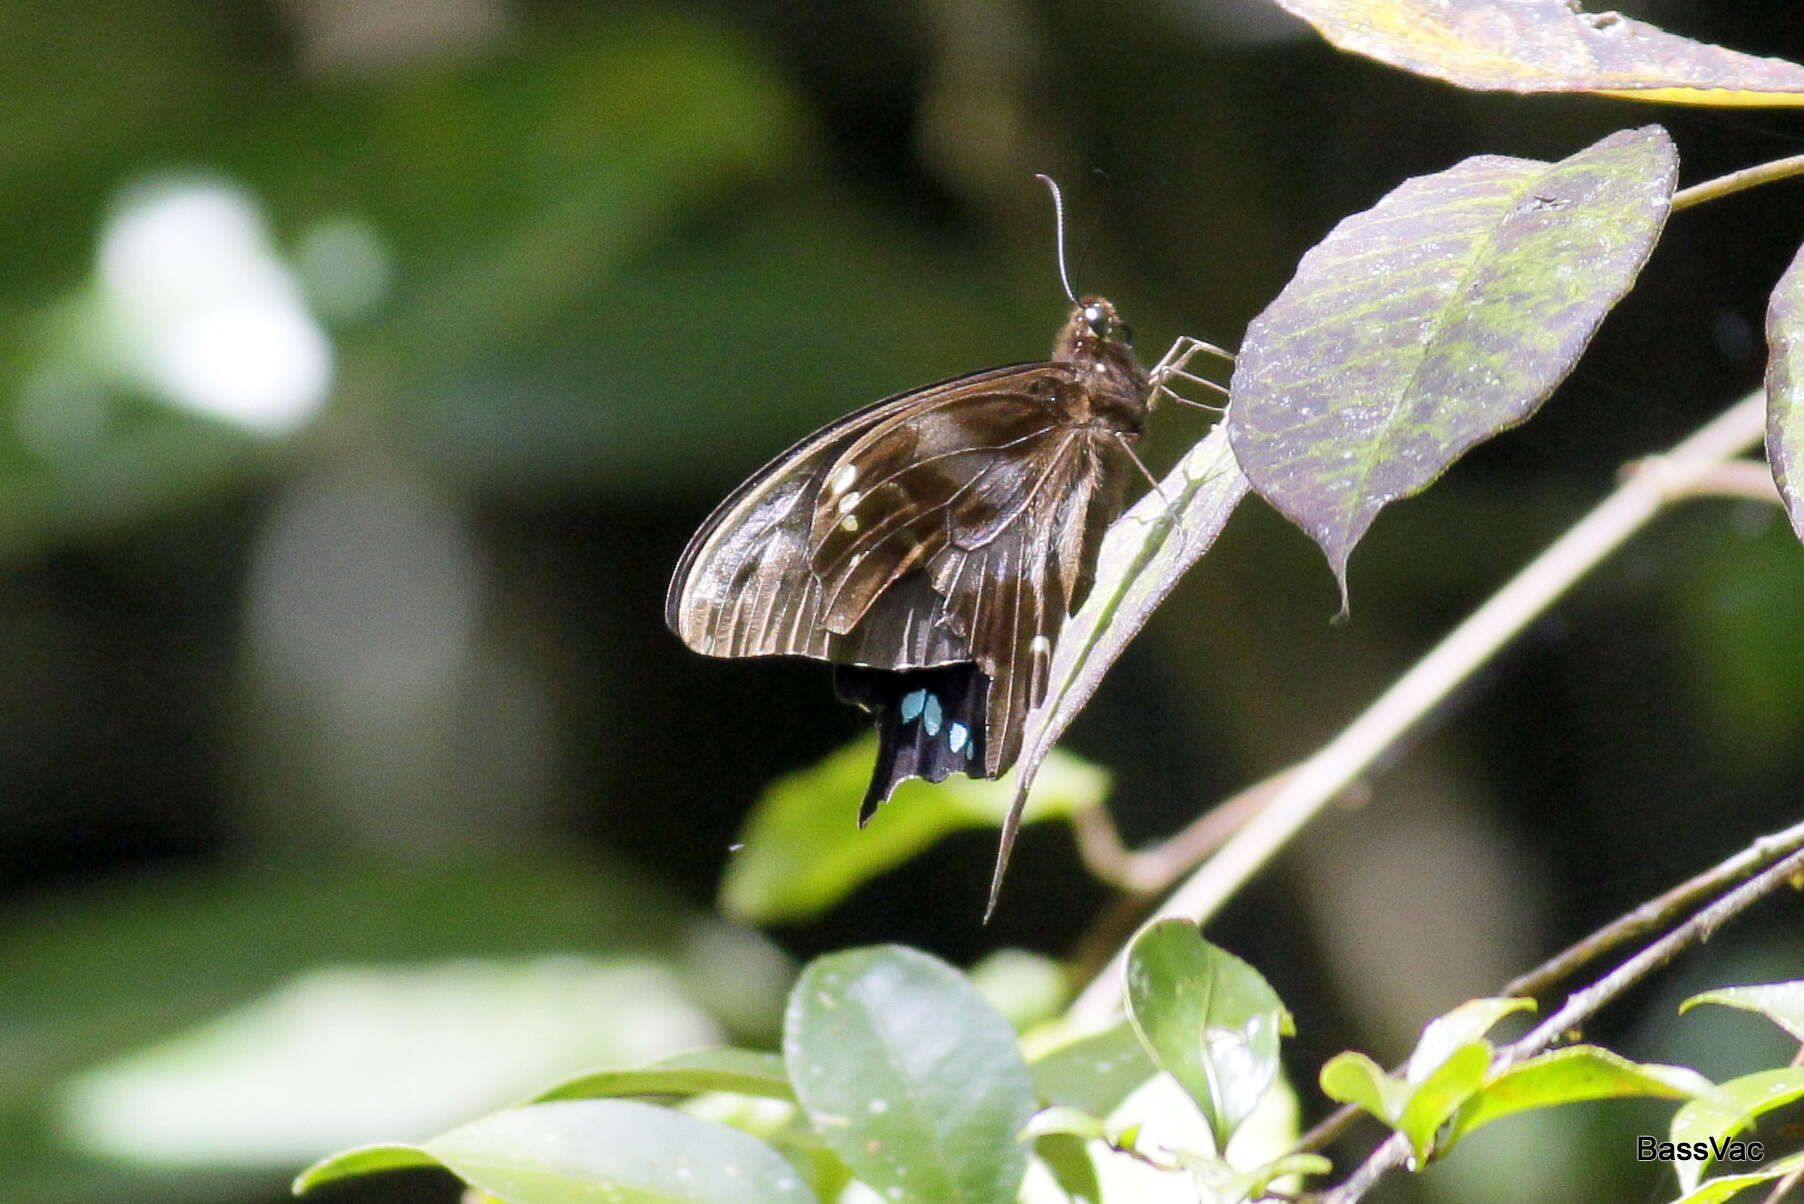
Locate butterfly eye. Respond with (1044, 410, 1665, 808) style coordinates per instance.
(1083, 302, 1109, 335)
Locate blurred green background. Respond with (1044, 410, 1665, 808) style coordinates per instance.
(5, 2, 1804, 1201)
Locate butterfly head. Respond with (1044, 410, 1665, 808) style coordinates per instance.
(1054, 295, 1152, 428)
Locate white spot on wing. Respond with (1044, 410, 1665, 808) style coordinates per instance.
(1030, 635, 1052, 655)
(828, 464, 858, 496)
(840, 514, 859, 533)
(836, 489, 862, 515)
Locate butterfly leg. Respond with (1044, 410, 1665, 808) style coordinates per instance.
(1150, 335, 1235, 414)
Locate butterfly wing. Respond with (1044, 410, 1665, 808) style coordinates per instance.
(668, 358, 1135, 810)
(665, 364, 1049, 667)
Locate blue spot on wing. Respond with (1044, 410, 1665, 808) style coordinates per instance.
(900, 689, 927, 723)
(949, 722, 969, 755)
(922, 692, 943, 736)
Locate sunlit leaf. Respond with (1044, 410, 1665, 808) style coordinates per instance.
(992, 423, 1250, 916)
(718, 739, 1108, 924)
(295, 1099, 818, 1202)
(1405, 997, 1534, 1083)
(1395, 1043, 1492, 1163)
(1668, 1151, 1804, 1204)
(1444, 1046, 1715, 1154)
(1026, 1021, 1158, 1118)
(1319, 1044, 1491, 1165)
(783, 946, 1036, 1204)
(1669, 1067, 1804, 1193)
(1229, 126, 1677, 603)
(1031, 1130, 1103, 1204)
(56, 958, 723, 1167)
(1765, 246, 1804, 544)
(1682, 982, 1804, 1043)
(533, 1048, 794, 1105)
(1270, 0, 1804, 105)
(1124, 921, 1291, 1149)
(1180, 1149, 1333, 1204)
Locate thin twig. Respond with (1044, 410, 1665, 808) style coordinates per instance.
(1068, 391, 1769, 1026)
(1320, 843, 1804, 1204)
(1629, 458, 1782, 506)
(1672, 153, 1804, 213)
(1070, 770, 1293, 894)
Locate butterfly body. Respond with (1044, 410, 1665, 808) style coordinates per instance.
(667, 297, 1153, 821)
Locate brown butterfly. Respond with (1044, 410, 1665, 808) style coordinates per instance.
(665, 181, 1174, 832)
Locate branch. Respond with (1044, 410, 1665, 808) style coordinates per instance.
(1068, 391, 1769, 1026)
(1320, 839, 1804, 1204)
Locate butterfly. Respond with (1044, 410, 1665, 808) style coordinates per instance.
(665, 285, 1159, 817)
(665, 177, 1237, 891)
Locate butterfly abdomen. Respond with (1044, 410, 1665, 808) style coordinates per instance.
(834, 663, 990, 823)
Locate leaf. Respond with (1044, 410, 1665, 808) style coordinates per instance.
(1027, 1021, 1158, 1118)
(1669, 1151, 1804, 1204)
(1766, 243, 1804, 544)
(719, 738, 1108, 924)
(1319, 1051, 1414, 1127)
(1405, 997, 1534, 1083)
(1180, 1150, 1333, 1204)
(1021, 1105, 1113, 1144)
(1444, 1046, 1715, 1154)
(533, 1048, 794, 1104)
(783, 946, 1036, 1204)
(1123, 921, 1291, 1149)
(1682, 981, 1804, 1043)
(1032, 1131, 1103, 1204)
(57, 957, 726, 1166)
(1395, 1043, 1492, 1164)
(990, 421, 1251, 917)
(1269, 0, 1804, 105)
(1228, 126, 1677, 604)
(295, 1099, 818, 1202)
(1669, 1067, 1804, 1193)
(1318, 1044, 1491, 1165)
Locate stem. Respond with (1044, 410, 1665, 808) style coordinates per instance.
(1672, 153, 1804, 213)
(1321, 841, 1804, 1204)
(1068, 391, 1769, 1026)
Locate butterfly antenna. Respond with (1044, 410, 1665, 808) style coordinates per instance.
(1034, 173, 1078, 304)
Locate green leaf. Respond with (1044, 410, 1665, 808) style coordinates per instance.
(1180, 1150, 1333, 1204)
(1032, 1131, 1103, 1204)
(292, 1143, 440, 1190)
(992, 423, 1250, 915)
(1405, 998, 1534, 1083)
(1020, 1106, 1112, 1144)
(1669, 1151, 1804, 1204)
(1267, 0, 1804, 104)
(1669, 1067, 1804, 1193)
(1682, 981, 1804, 1043)
(1769, 240, 1804, 545)
(1395, 1043, 1492, 1164)
(1445, 1046, 1715, 1154)
(783, 946, 1036, 1204)
(1319, 1052, 1414, 1127)
(719, 740, 1108, 924)
(1228, 125, 1677, 603)
(533, 1048, 794, 1104)
(1124, 921, 1291, 1149)
(1027, 1021, 1158, 1118)
(57, 957, 727, 1166)
(296, 1099, 817, 1202)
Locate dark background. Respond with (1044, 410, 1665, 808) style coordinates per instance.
(5, 1, 1804, 1200)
